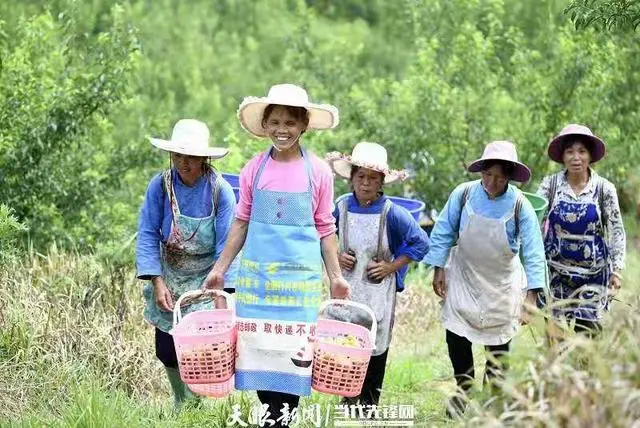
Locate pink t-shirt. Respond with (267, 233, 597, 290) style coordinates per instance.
(236, 150, 336, 238)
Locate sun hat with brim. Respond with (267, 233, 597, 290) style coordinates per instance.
(326, 142, 409, 185)
(467, 140, 531, 183)
(237, 83, 339, 138)
(547, 123, 605, 164)
(150, 119, 229, 159)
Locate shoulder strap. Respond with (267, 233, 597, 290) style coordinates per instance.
(542, 174, 559, 227)
(212, 172, 221, 217)
(548, 174, 559, 211)
(462, 185, 471, 208)
(338, 198, 349, 251)
(456, 184, 472, 236)
(597, 177, 608, 237)
(162, 169, 180, 217)
(376, 200, 393, 261)
(514, 191, 524, 239)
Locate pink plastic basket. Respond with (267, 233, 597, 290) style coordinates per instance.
(171, 289, 236, 385)
(187, 375, 235, 398)
(312, 299, 377, 397)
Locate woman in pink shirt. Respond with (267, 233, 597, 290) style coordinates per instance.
(204, 84, 349, 426)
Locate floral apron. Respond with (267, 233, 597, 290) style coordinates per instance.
(143, 170, 220, 332)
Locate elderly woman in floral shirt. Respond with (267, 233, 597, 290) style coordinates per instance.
(537, 124, 626, 335)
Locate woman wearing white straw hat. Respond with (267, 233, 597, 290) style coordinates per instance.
(326, 142, 430, 406)
(537, 124, 626, 336)
(202, 84, 350, 426)
(135, 119, 237, 411)
(425, 141, 546, 418)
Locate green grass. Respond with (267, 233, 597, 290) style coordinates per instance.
(2, 229, 640, 427)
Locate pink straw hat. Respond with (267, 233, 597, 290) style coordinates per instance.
(467, 140, 531, 183)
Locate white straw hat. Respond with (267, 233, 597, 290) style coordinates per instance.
(149, 119, 229, 158)
(237, 84, 339, 138)
(326, 142, 409, 185)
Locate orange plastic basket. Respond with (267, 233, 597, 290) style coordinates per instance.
(312, 299, 377, 397)
(171, 289, 236, 385)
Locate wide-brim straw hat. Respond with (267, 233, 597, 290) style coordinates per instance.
(467, 140, 531, 183)
(237, 83, 339, 138)
(150, 119, 229, 158)
(326, 142, 409, 185)
(547, 123, 605, 163)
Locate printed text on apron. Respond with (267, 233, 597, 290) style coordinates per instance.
(234, 149, 323, 396)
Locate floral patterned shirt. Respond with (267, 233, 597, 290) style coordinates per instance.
(537, 169, 626, 272)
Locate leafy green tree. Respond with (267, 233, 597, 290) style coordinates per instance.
(0, 6, 139, 247)
(566, 0, 640, 31)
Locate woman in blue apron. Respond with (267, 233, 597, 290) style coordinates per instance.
(203, 84, 350, 427)
(326, 142, 430, 406)
(135, 119, 237, 411)
(425, 141, 546, 418)
(537, 124, 626, 335)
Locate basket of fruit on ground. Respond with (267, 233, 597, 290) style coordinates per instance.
(170, 289, 236, 387)
(312, 299, 377, 397)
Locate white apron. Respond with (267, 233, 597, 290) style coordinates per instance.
(442, 201, 527, 346)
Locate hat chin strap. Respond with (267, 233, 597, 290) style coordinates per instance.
(271, 131, 302, 153)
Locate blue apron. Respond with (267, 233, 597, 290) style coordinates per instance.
(143, 170, 219, 332)
(234, 149, 323, 396)
(544, 184, 610, 321)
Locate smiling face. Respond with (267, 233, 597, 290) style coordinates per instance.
(262, 105, 309, 152)
(351, 166, 384, 203)
(562, 140, 592, 175)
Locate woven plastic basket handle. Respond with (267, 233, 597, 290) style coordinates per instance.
(172, 289, 235, 328)
(318, 299, 377, 345)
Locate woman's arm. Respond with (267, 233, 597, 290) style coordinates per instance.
(369, 204, 430, 282)
(135, 174, 175, 311)
(321, 233, 351, 299)
(518, 198, 546, 291)
(314, 157, 349, 298)
(604, 181, 626, 286)
(388, 204, 430, 262)
(136, 174, 164, 280)
(214, 181, 237, 259)
(424, 183, 468, 268)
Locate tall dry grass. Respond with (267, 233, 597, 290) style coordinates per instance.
(0, 244, 163, 421)
(1, 242, 639, 426)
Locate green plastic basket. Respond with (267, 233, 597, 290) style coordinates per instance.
(520, 192, 550, 289)
(522, 192, 548, 224)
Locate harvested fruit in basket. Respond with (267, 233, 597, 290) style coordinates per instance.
(320, 335, 361, 348)
(179, 343, 230, 365)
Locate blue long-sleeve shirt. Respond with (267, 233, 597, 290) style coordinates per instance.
(333, 194, 430, 292)
(135, 169, 236, 280)
(424, 180, 545, 290)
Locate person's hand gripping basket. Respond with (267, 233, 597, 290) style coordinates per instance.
(312, 299, 377, 397)
(171, 289, 237, 397)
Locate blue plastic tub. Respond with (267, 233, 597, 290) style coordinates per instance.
(222, 173, 240, 188)
(336, 193, 425, 222)
(220, 172, 240, 202)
